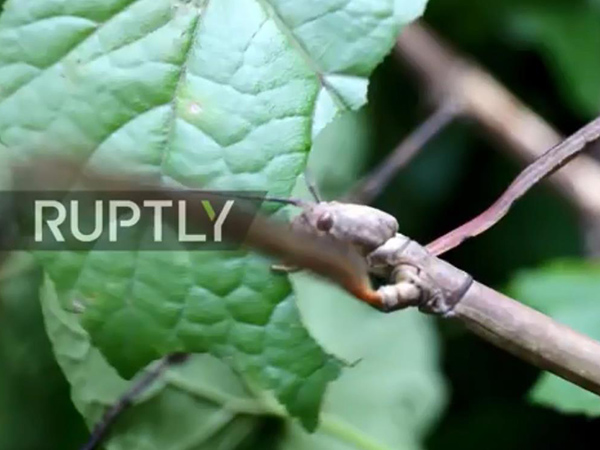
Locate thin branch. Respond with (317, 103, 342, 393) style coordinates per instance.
(427, 115, 600, 255)
(81, 353, 189, 450)
(347, 101, 460, 204)
(395, 22, 600, 222)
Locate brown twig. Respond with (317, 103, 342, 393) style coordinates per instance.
(456, 282, 600, 393)
(395, 22, 600, 224)
(347, 101, 461, 204)
(81, 353, 189, 450)
(427, 115, 600, 255)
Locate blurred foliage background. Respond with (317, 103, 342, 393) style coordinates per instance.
(1, 0, 600, 448)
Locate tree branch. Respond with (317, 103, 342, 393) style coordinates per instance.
(456, 283, 600, 394)
(81, 353, 189, 450)
(395, 22, 600, 223)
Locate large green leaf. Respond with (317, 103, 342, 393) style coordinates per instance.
(42, 271, 443, 450)
(508, 262, 600, 416)
(0, 0, 428, 429)
(287, 272, 445, 450)
(41, 276, 281, 450)
(307, 110, 372, 199)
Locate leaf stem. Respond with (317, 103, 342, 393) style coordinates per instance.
(165, 373, 279, 416)
(319, 414, 392, 450)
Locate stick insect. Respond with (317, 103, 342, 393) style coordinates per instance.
(255, 173, 449, 312)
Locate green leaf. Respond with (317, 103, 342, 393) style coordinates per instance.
(0, 0, 427, 429)
(509, 4, 600, 116)
(287, 272, 446, 450)
(43, 271, 444, 450)
(41, 275, 282, 450)
(41, 247, 343, 431)
(307, 110, 372, 199)
(508, 261, 600, 416)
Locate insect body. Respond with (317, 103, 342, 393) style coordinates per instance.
(289, 201, 399, 255)
(268, 192, 454, 313)
(261, 172, 459, 313)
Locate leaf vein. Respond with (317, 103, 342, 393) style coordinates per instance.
(159, 2, 210, 174)
(256, 0, 350, 112)
(0, 0, 140, 107)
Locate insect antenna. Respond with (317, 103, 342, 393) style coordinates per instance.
(262, 195, 310, 207)
(303, 169, 322, 202)
(228, 193, 311, 208)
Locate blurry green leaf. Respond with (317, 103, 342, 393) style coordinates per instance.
(509, 4, 600, 116)
(41, 276, 282, 450)
(287, 273, 446, 450)
(509, 261, 600, 416)
(0, 253, 86, 450)
(308, 110, 372, 199)
(0, 0, 426, 427)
